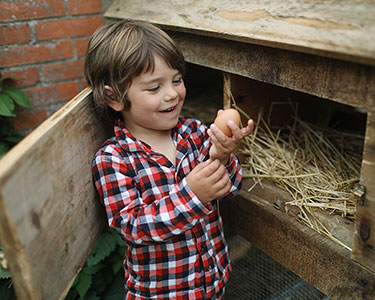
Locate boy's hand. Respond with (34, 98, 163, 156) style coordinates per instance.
(208, 112, 254, 164)
(186, 159, 230, 204)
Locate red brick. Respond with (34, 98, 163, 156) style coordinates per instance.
(13, 109, 48, 131)
(36, 16, 103, 40)
(26, 81, 80, 106)
(0, 40, 74, 67)
(2, 67, 40, 88)
(74, 37, 90, 57)
(0, 0, 65, 22)
(68, 0, 102, 15)
(42, 60, 85, 82)
(80, 79, 88, 89)
(0, 24, 31, 45)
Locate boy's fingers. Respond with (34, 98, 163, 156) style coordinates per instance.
(209, 163, 226, 181)
(239, 119, 255, 137)
(210, 124, 228, 139)
(193, 159, 211, 173)
(215, 172, 231, 194)
(195, 159, 220, 177)
(247, 119, 255, 132)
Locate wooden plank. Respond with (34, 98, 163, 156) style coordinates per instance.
(0, 88, 109, 300)
(221, 185, 375, 300)
(105, 0, 375, 66)
(172, 31, 375, 110)
(353, 111, 375, 270)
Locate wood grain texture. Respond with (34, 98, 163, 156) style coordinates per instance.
(172, 31, 375, 110)
(221, 190, 375, 300)
(0, 88, 109, 300)
(105, 0, 375, 66)
(353, 111, 375, 271)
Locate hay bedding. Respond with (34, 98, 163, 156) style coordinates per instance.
(235, 101, 364, 251)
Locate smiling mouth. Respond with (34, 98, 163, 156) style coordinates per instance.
(160, 105, 177, 113)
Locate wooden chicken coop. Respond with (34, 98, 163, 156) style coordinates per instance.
(0, 1, 374, 299)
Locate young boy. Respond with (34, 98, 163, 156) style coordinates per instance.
(85, 20, 254, 300)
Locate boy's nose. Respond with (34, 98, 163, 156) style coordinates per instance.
(164, 85, 178, 101)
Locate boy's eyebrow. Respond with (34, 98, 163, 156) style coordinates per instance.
(140, 71, 182, 85)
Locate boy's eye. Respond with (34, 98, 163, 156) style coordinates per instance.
(173, 78, 183, 85)
(147, 86, 160, 92)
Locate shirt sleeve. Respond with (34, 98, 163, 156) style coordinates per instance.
(92, 147, 211, 246)
(220, 153, 242, 199)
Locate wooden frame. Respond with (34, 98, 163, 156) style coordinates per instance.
(105, 1, 375, 299)
(221, 72, 375, 299)
(0, 88, 108, 300)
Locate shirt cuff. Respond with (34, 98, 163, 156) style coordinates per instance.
(179, 177, 212, 216)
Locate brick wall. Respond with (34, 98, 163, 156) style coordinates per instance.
(0, 0, 107, 133)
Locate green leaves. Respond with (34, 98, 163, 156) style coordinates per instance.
(0, 245, 16, 300)
(0, 87, 30, 117)
(0, 94, 15, 117)
(67, 228, 126, 300)
(86, 231, 118, 267)
(0, 76, 31, 158)
(0, 268, 11, 280)
(75, 270, 92, 299)
(2, 87, 30, 107)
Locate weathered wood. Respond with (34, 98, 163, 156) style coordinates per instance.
(221, 184, 375, 300)
(221, 72, 375, 298)
(353, 111, 375, 270)
(172, 31, 375, 110)
(105, 0, 375, 66)
(0, 88, 109, 300)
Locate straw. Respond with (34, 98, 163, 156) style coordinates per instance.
(232, 95, 363, 250)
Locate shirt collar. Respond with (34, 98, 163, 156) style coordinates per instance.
(114, 119, 187, 154)
(114, 119, 153, 154)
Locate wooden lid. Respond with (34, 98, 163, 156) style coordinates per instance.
(105, 0, 375, 66)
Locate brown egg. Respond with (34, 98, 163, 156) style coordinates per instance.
(214, 108, 241, 136)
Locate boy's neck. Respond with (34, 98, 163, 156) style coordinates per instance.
(129, 128, 176, 165)
(129, 128, 171, 145)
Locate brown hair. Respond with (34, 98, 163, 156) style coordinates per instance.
(84, 20, 186, 122)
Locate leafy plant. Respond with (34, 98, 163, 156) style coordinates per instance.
(0, 76, 31, 158)
(65, 228, 126, 300)
(0, 229, 126, 300)
(0, 245, 16, 300)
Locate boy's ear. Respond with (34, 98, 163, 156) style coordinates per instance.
(104, 85, 125, 112)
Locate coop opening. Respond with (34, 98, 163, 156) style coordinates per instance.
(225, 73, 367, 251)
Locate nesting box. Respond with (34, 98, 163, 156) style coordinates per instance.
(105, 1, 375, 299)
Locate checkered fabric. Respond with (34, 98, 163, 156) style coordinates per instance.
(92, 117, 242, 299)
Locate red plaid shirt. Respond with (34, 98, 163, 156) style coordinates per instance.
(92, 117, 242, 299)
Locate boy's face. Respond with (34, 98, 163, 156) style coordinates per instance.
(121, 55, 186, 137)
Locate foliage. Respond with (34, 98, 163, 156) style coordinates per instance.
(0, 229, 126, 300)
(0, 245, 16, 300)
(0, 76, 31, 158)
(65, 228, 126, 300)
